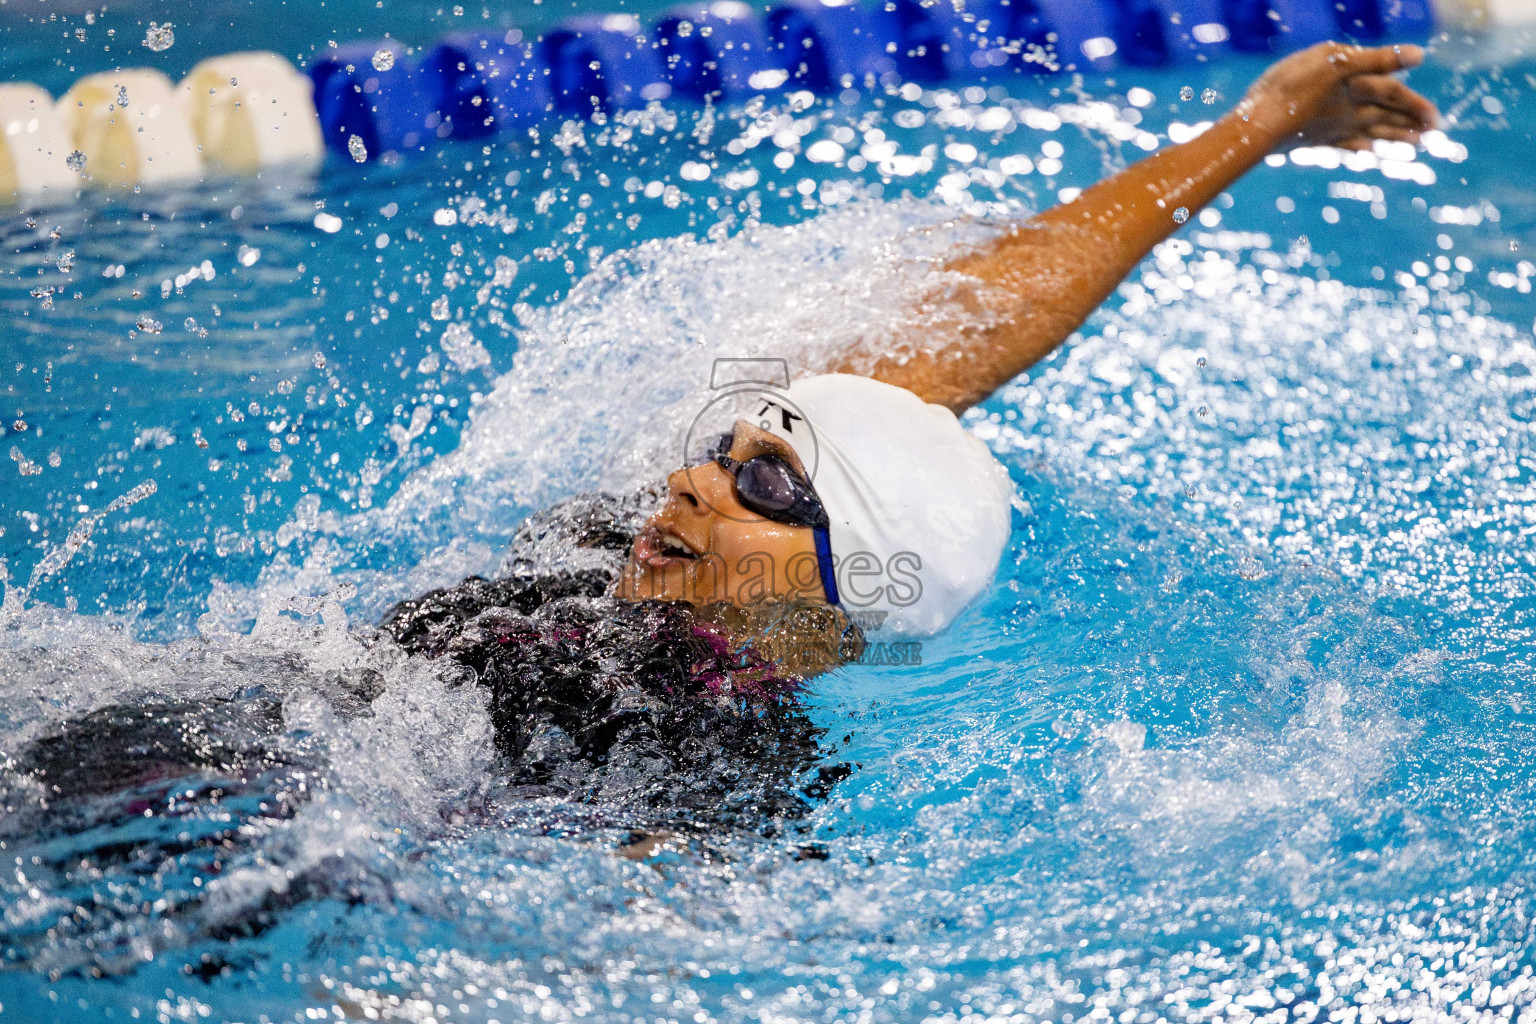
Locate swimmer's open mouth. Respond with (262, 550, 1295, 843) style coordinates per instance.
(633, 525, 703, 567)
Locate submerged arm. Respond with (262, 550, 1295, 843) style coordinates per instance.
(849, 42, 1438, 413)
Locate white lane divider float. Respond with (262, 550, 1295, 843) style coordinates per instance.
(0, 84, 73, 203)
(181, 52, 323, 174)
(58, 69, 204, 189)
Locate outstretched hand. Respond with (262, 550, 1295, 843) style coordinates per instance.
(1242, 42, 1440, 152)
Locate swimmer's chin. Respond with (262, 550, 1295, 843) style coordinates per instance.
(610, 556, 740, 606)
(611, 564, 862, 680)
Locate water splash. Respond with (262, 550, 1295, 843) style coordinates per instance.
(210, 198, 999, 627)
(3, 480, 159, 622)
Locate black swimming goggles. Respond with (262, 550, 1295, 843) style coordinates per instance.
(695, 431, 841, 605)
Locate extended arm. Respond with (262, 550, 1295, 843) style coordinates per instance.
(849, 42, 1439, 412)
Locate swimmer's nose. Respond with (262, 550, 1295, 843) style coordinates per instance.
(665, 467, 705, 513)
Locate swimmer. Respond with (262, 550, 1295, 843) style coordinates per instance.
(15, 44, 1441, 878)
(0, 45, 1447, 937)
(382, 42, 1440, 842)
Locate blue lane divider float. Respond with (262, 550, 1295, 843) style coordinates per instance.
(908, 0, 1120, 77)
(1108, 0, 1231, 66)
(300, 0, 1437, 161)
(655, 2, 787, 99)
(544, 14, 671, 113)
(764, 0, 916, 90)
(285, 0, 1438, 164)
(311, 40, 448, 157)
(1336, 0, 1436, 40)
(421, 31, 552, 139)
(1225, 0, 1336, 52)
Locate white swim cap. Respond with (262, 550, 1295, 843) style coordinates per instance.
(756, 373, 1014, 636)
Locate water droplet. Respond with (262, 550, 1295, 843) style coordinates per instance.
(492, 254, 517, 287)
(1196, 356, 1207, 367)
(676, 19, 694, 36)
(135, 314, 163, 334)
(440, 322, 490, 370)
(348, 134, 368, 163)
(1512, 240, 1521, 252)
(74, 27, 85, 42)
(431, 296, 450, 320)
(184, 316, 199, 333)
(371, 48, 395, 71)
(9, 446, 42, 476)
(66, 150, 86, 172)
(142, 21, 174, 52)
(1201, 88, 1217, 104)
(1179, 86, 1194, 101)
(56, 250, 75, 272)
(1172, 207, 1189, 224)
(116, 85, 129, 108)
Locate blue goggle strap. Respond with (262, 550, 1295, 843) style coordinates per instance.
(813, 526, 840, 607)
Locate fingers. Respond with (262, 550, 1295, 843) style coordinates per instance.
(1338, 128, 1420, 150)
(1365, 123, 1425, 144)
(1326, 42, 1425, 75)
(1353, 103, 1428, 130)
(1336, 126, 1427, 151)
(1348, 74, 1441, 128)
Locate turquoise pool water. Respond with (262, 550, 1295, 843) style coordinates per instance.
(3, 2, 1536, 1021)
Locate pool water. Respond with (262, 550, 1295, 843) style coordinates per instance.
(4, 1, 1536, 1021)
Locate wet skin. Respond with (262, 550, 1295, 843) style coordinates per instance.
(613, 420, 827, 608)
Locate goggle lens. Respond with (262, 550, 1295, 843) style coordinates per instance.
(733, 457, 802, 514)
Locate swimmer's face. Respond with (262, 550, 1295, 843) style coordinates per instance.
(614, 420, 828, 607)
